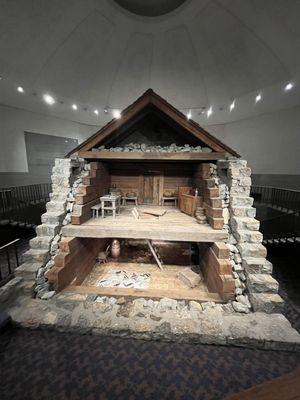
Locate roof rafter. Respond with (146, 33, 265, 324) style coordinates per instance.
(66, 89, 240, 157)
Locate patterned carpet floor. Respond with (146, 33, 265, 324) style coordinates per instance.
(0, 326, 299, 400)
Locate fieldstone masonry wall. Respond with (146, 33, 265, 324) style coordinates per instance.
(217, 159, 284, 314)
(15, 158, 88, 299)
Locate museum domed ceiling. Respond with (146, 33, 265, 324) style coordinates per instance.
(0, 0, 299, 126)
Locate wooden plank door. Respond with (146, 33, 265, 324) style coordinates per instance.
(143, 174, 154, 204)
(142, 172, 163, 205)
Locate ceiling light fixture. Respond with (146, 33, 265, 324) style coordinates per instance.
(72, 104, 78, 110)
(43, 94, 55, 105)
(229, 100, 235, 112)
(207, 106, 213, 118)
(94, 109, 99, 116)
(187, 111, 192, 120)
(113, 109, 121, 119)
(284, 82, 294, 91)
(255, 93, 262, 103)
(17, 86, 24, 93)
(104, 107, 108, 114)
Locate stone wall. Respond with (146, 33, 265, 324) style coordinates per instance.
(15, 157, 88, 299)
(96, 143, 212, 153)
(217, 159, 284, 314)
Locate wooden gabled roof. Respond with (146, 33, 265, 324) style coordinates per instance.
(66, 89, 239, 157)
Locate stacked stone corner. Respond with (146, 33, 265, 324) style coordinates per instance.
(14, 157, 88, 300)
(216, 158, 284, 314)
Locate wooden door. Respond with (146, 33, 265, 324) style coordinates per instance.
(143, 174, 154, 204)
(142, 172, 163, 205)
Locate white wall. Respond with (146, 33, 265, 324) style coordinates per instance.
(206, 105, 300, 175)
(0, 103, 299, 188)
(0, 104, 96, 174)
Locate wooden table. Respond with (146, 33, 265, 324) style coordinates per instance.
(161, 196, 178, 207)
(100, 195, 121, 218)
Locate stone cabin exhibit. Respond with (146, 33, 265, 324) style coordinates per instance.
(3, 89, 299, 349)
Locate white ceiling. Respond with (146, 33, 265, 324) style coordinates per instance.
(0, 0, 300, 127)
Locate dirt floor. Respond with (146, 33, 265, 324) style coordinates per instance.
(79, 240, 222, 302)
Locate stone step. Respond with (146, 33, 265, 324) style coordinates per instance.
(247, 274, 279, 294)
(228, 166, 251, 178)
(36, 223, 60, 237)
(229, 186, 251, 197)
(15, 262, 42, 279)
(243, 257, 273, 274)
(41, 211, 65, 225)
(55, 158, 72, 167)
(249, 293, 284, 313)
(29, 236, 52, 250)
(23, 249, 50, 264)
(0, 277, 23, 303)
(230, 216, 260, 231)
(230, 196, 254, 207)
(52, 165, 72, 174)
(46, 201, 66, 212)
(230, 206, 256, 218)
(237, 243, 267, 258)
(235, 230, 263, 244)
(51, 175, 72, 188)
(49, 191, 70, 202)
(19, 279, 36, 296)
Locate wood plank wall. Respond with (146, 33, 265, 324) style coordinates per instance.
(193, 163, 224, 230)
(200, 242, 235, 301)
(47, 237, 109, 291)
(108, 162, 193, 204)
(71, 162, 110, 224)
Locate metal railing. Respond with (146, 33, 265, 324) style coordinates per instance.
(0, 238, 20, 284)
(251, 185, 300, 212)
(260, 210, 300, 244)
(0, 183, 51, 224)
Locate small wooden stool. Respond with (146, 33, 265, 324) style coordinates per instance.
(122, 196, 138, 206)
(91, 203, 101, 218)
(161, 196, 178, 207)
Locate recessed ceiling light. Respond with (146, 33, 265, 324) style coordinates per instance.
(187, 111, 192, 120)
(43, 94, 55, 105)
(113, 109, 121, 119)
(17, 86, 24, 93)
(229, 100, 235, 112)
(207, 106, 213, 118)
(94, 109, 99, 116)
(104, 107, 108, 114)
(255, 93, 262, 103)
(72, 104, 78, 110)
(284, 82, 293, 91)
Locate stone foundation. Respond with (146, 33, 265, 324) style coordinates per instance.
(2, 289, 300, 352)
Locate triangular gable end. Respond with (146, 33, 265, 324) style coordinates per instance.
(66, 89, 240, 158)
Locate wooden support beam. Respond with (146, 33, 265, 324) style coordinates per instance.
(78, 151, 226, 161)
(146, 239, 164, 270)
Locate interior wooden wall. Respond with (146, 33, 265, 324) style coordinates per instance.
(47, 237, 110, 291)
(108, 162, 194, 204)
(71, 162, 110, 224)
